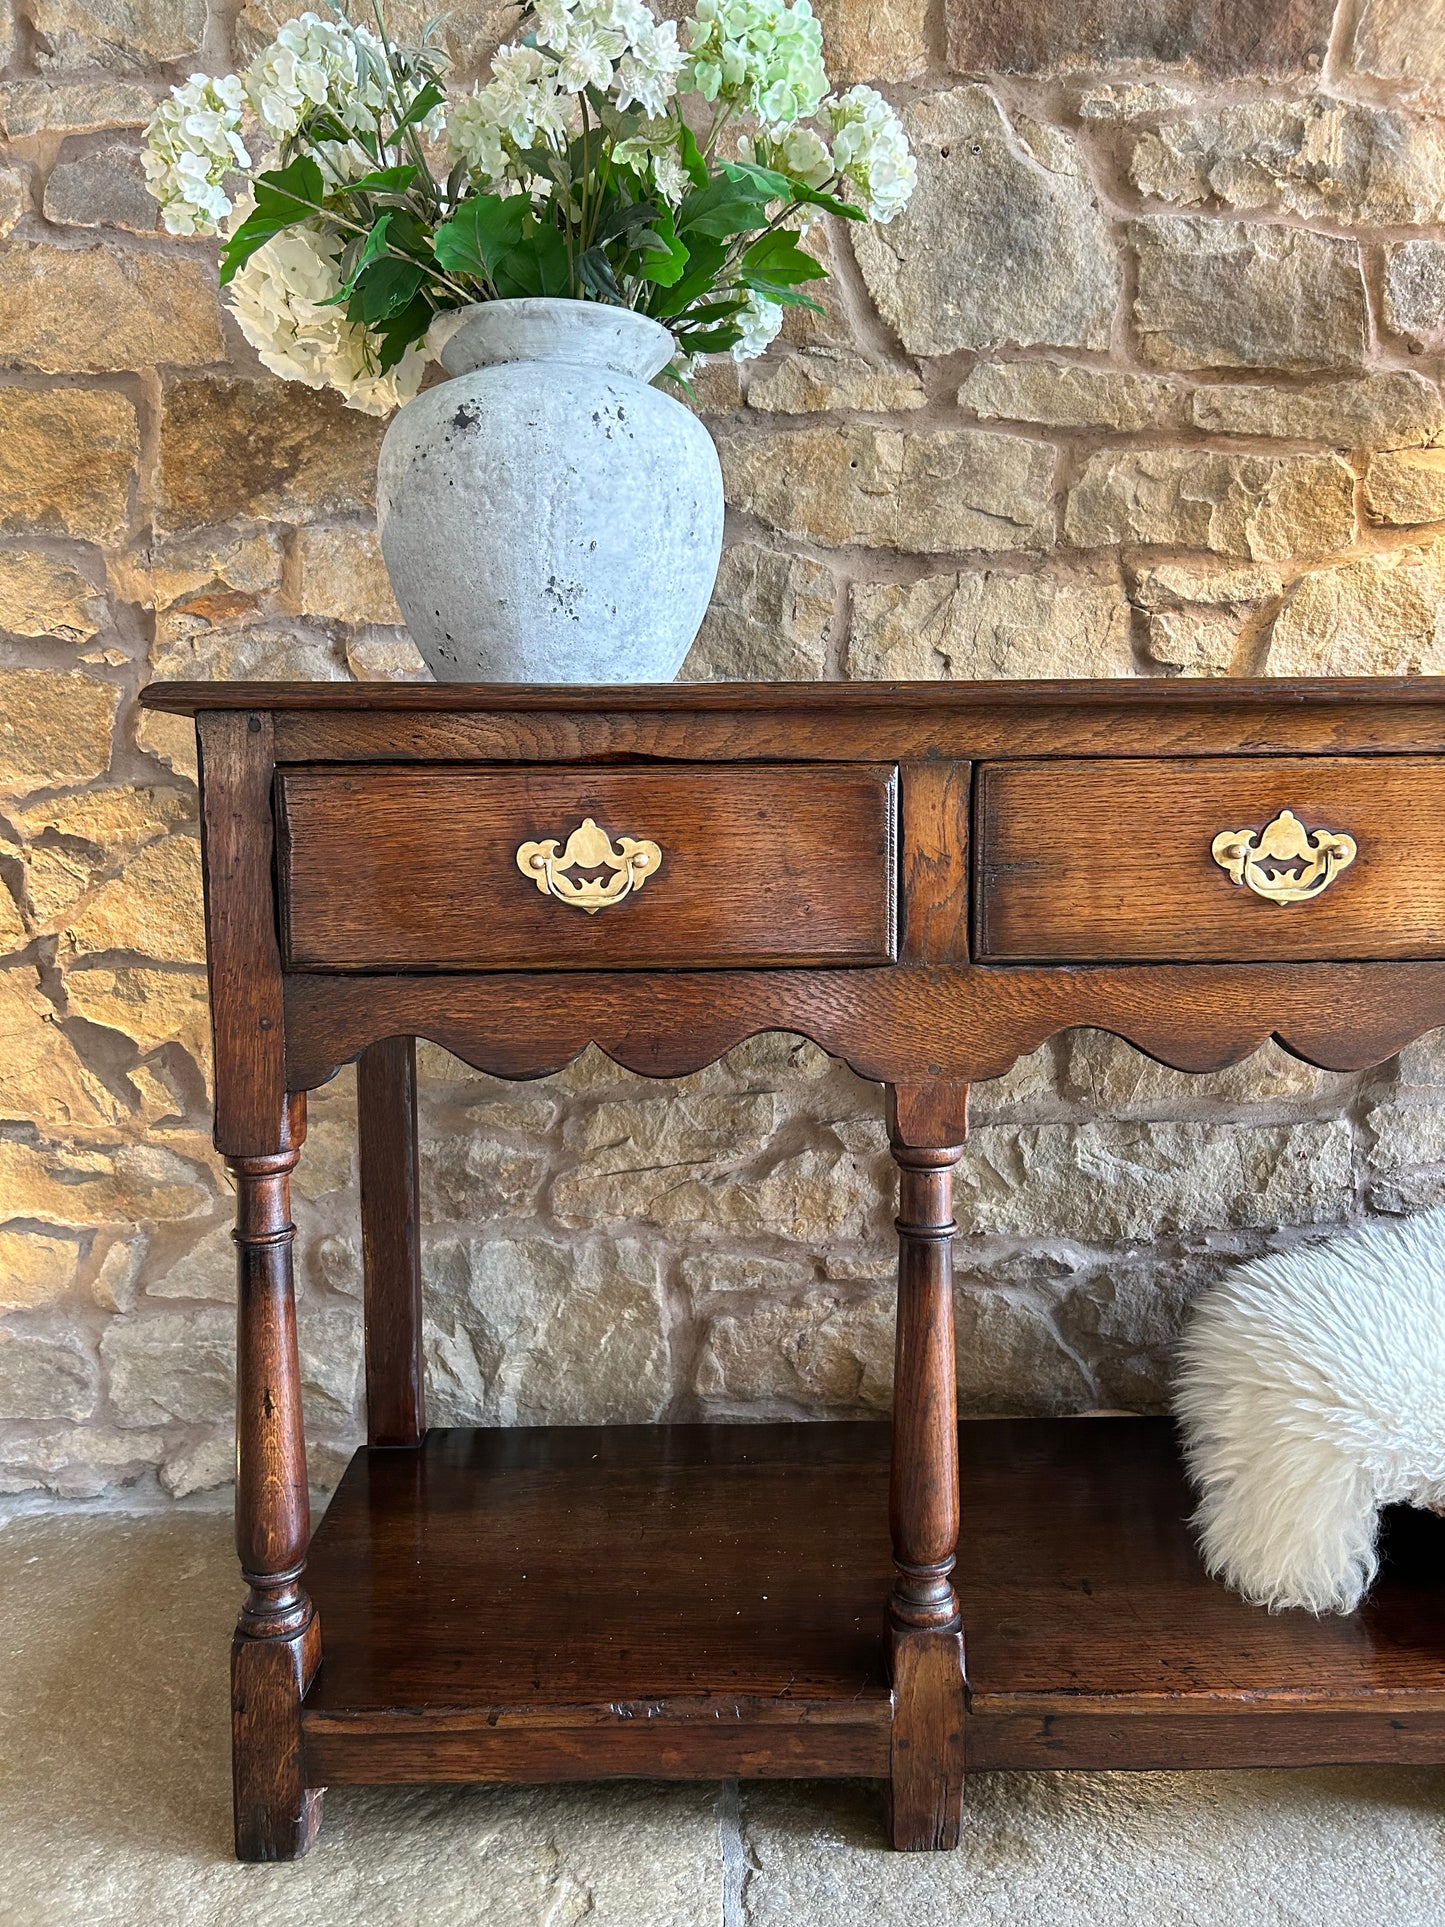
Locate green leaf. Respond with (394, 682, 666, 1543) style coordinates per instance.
(340, 164, 419, 196)
(576, 245, 623, 303)
(674, 324, 742, 355)
(354, 254, 427, 324)
(433, 193, 528, 281)
(492, 223, 571, 299)
(675, 170, 772, 240)
(632, 213, 688, 288)
(218, 156, 325, 285)
(373, 290, 435, 371)
(740, 228, 828, 285)
(720, 159, 792, 201)
(789, 180, 866, 221)
(677, 119, 709, 191)
(648, 234, 728, 315)
(319, 209, 393, 305)
(393, 77, 444, 137)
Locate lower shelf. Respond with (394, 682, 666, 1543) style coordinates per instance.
(300, 1417, 1445, 1786)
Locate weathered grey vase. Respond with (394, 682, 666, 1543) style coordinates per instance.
(377, 298, 725, 682)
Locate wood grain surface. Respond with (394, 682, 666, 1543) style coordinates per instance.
(977, 756, 1445, 962)
(277, 763, 897, 971)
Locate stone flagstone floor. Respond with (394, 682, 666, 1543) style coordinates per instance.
(3, 1509, 1445, 1927)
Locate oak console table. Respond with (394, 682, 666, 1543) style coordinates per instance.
(139, 677, 1445, 1862)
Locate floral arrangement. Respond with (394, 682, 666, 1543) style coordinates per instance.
(142, 1, 916, 414)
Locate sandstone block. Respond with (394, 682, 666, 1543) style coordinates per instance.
(149, 615, 348, 684)
(1131, 560, 1284, 609)
(0, 243, 223, 374)
(747, 350, 925, 415)
(158, 1431, 235, 1497)
(102, 1300, 359, 1426)
(1350, 0, 1445, 89)
(0, 389, 138, 544)
(111, 529, 284, 613)
(1130, 100, 1445, 226)
(61, 833, 205, 963)
(286, 525, 402, 625)
(1266, 542, 1445, 675)
(0, 552, 107, 641)
(0, 1139, 211, 1227)
(0, 164, 27, 241)
(555, 1138, 883, 1241)
(1366, 1096, 1445, 1211)
(0, 668, 116, 798)
(854, 89, 1118, 356)
(144, 1221, 239, 1303)
(1385, 242, 1445, 351)
(719, 423, 1056, 552)
(0, 1426, 163, 1498)
(0, 965, 124, 1129)
(0, 77, 159, 136)
(812, 0, 928, 81)
(850, 569, 1133, 680)
(959, 362, 1183, 432)
(954, 1118, 1353, 1240)
(423, 1236, 668, 1426)
(420, 1133, 550, 1222)
(0, 1229, 81, 1309)
(16, 786, 193, 930)
(62, 964, 209, 1063)
(678, 1251, 808, 1295)
(946, 0, 1334, 77)
(1063, 1029, 1339, 1111)
(1131, 219, 1368, 371)
(157, 378, 384, 530)
(1190, 372, 1445, 448)
(32, 0, 205, 70)
(0, 1328, 97, 1421)
(0, 878, 25, 952)
(1078, 83, 1193, 120)
(1145, 609, 1240, 675)
(346, 630, 430, 679)
(42, 139, 160, 232)
(682, 543, 832, 681)
(1365, 450, 1445, 527)
(1064, 449, 1355, 559)
(955, 1285, 1094, 1415)
(694, 1287, 894, 1415)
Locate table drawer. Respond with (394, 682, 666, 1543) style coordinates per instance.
(278, 763, 897, 971)
(975, 756, 1445, 963)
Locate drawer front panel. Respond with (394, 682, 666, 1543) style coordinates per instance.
(975, 756, 1445, 963)
(279, 763, 897, 971)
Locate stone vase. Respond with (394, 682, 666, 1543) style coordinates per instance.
(376, 298, 725, 683)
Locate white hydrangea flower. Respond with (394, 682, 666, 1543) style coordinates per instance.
(774, 123, 831, 187)
(143, 72, 251, 237)
(615, 17, 684, 116)
(227, 220, 428, 415)
(446, 87, 508, 182)
(683, 0, 828, 129)
(825, 84, 915, 222)
(244, 12, 387, 143)
(730, 287, 784, 359)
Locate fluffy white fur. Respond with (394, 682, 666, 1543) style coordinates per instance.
(1174, 1209, 1445, 1615)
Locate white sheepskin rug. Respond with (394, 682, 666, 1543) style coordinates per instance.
(1174, 1209, 1445, 1615)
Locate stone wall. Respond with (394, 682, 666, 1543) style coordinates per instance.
(2, 0, 1445, 1499)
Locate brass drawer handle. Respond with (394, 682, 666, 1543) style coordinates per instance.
(1210, 809, 1357, 905)
(516, 816, 663, 915)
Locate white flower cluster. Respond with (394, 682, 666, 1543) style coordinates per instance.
(683, 0, 827, 129)
(243, 10, 388, 142)
(448, 0, 684, 184)
(731, 287, 784, 360)
(825, 84, 914, 223)
(227, 221, 429, 415)
(614, 120, 693, 202)
(142, 73, 251, 237)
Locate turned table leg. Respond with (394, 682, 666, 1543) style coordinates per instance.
(230, 1091, 322, 1861)
(885, 1082, 968, 1852)
(358, 1036, 426, 1448)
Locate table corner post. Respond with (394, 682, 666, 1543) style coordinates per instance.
(229, 1090, 323, 1861)
(884, 1079, 968, 1852)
